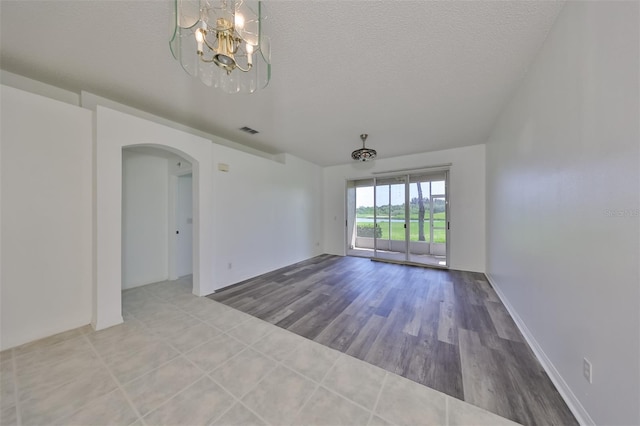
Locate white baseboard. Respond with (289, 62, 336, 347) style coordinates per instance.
(91, 314, 123, 332)
(485, 273, 595, 426)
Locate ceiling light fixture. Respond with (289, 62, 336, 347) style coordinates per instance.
(170, 0, 271, 94)
(352, 134, 377, 162)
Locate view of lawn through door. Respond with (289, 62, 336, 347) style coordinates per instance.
(346, 172, 448, 267)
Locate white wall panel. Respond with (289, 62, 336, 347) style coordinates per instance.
(211, 147, 324, 288)
(1, 85, 92, 350)
(485, 2, 639, 424)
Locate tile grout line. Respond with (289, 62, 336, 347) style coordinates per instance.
(230, 334, 332, 423)
(191, 307, 282, 425)
(122, 292, 218, 418)
(212, 345, 259, 380)
(233, 397, 273, 426)
(258, 347, 337, 423)
(207, 361, 277, 426)
(248, 333, 305, 365)
(317, 351, 344, 384)
(12, 275, 524, 426)
(207, 336, 281, 397)
(80, 333, 145, 424)
(370, 371, 390, 425)
(198, 346, 247, 375)
(310, 353, 390, 419)
(207, 366, 276, 426)
(13, 334, 108, 425)
(204, 329, 319, 426)
(290, 383, 320, 421)
(212, 263, 532, 425)
(281, 354, 362, 419)
(132, 312, 221, 357)
(141, 375, 225, 425)
(117, 351, 185, 388)
(214, 310, 393, 422)
(87, 321, 184, 388)
(206, 401, 236, 426)
(134, 281, 486, 425)
(123, 290, 234, 356)
(284, 352, 353, 420)
(10, 349, 22, 426)
(20, 333, 126, 423)
(445, 394, 450, 426)
(134, 287, 396, 425)
(86, 313, 209, 403)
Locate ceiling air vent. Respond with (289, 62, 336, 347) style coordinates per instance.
(239, 126, 259, 135)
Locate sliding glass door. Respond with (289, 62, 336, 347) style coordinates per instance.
(347, 179, 374, 258)
(407, 175, 447, 267)
(346, 170, 449, 268)
(374, 177, 408, 262)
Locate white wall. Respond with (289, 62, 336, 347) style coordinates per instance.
(485, 2, 639, 425)
(1, 70, 80, 106)
(95, 105, 324, 327)
(122, 150, 169, 289)
(94, 106, 215, 330)
(0, 85, 92, 350)
(211, 147, 324, 288)
(0, 80, 323, 347)
(323, 145, 486, 272)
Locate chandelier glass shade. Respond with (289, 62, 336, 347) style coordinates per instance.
(352, 134, 377, 161)
(170, 0, 271, 94)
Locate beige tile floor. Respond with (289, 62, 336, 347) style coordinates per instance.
(0, 278, 521, 426)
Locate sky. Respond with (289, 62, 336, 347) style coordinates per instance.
(356, 181, 445, 207)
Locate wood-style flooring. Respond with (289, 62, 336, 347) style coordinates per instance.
(209, 254, 577, 426)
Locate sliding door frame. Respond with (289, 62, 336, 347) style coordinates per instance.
(345, 167, 451, 269)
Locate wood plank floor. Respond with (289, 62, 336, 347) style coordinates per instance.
(209, 254, 577, 426)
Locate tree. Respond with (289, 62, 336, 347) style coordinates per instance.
(417, 182, 426, 241)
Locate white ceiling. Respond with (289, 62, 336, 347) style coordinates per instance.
(0, 1, 563, 166)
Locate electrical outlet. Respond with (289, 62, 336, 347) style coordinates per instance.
(583, 358, 592, 383)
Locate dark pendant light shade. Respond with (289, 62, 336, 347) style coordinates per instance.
(352, 134, 377, 161)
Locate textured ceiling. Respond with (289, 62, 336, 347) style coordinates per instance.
(0, 1, 564, 166)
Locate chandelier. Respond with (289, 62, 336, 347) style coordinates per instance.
(170, 0, 271, 94)
(352, 134, 377, 161)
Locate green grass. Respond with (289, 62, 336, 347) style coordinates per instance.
(357, 221, 446, 243)
(359, 212, 446, 221)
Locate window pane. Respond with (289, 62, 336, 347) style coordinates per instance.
(409, 181, 430, 242)
(355, 186, 374, 237)
(431, 180, 445, 195)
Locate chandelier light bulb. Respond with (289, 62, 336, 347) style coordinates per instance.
(235, 13, 245, 29)
(246, 43, 254, 65)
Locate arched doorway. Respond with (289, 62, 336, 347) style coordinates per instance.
(121, 146, 194, 289)
(93, 106, 215, 331)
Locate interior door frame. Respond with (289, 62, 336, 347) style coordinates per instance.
(445, 170, 451, 268)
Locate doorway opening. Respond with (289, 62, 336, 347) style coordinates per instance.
(171, 173, 193, 280)
(121, 147, 194, 292)
(346, 171, 449, 268)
